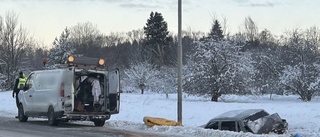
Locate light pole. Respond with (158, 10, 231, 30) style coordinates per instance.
(177, 0, 182, 123)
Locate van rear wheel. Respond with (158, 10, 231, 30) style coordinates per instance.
(18, 104, 28, 122)
(48, 106, 59, 126)
(93, 119, 105, 126)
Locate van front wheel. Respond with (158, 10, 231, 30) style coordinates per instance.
(18, 104, 28, 122)
(48, 106, 59, 126)
(93, 119, 105, 126)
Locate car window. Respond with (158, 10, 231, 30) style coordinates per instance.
(245, 110, 269, 121)
(205, 121, 219, 129)
(244, 125, 253, 133)
(25, 73, 34, 90)
(220, 121, 236, 131)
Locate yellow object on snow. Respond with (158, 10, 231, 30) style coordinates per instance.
(143, 116, 182, 126)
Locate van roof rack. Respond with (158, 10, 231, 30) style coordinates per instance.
(67, 56, 106, 70)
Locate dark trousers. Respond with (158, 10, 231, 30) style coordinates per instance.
(15, 92, 19, 109)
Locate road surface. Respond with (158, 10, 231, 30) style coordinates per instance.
(0, 116, 175, 137)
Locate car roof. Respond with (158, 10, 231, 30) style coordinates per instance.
(32, 68, 65, 74)
(212, 109, 269, 121)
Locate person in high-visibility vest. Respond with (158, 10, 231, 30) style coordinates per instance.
(13, 71, 27, 109)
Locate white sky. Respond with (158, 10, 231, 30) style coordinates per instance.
(1, 91, 319, 136)
(0, 0, 320, 47)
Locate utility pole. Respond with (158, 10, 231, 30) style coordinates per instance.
(177, 0, 182, 123)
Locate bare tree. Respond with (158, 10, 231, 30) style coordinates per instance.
(182, 27, 205, 41)
(0, 11, 33, 88)
(305, 26, 320, 46)
(279, 28, 320, 101)
(244, 16, 259, 44)
(70, 22, 100, 45)
(105, 32, 125, 47)
(31, 46, 49, 70)
(69, 22, 104, 58)
(126, 29, 144, 44)
(222, 16, 229, 38)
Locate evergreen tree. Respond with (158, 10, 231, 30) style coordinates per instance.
(48, 27, 75, 65)
(143, 11, 171, 67)
(208, 20, 224, 41)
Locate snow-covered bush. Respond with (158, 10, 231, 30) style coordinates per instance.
(278, 28, 320, 101)
(279, 64, 320, 101)
(122, 62, 177, 96)
(184, 37, 256, 101)
(122, 62, 159, 94)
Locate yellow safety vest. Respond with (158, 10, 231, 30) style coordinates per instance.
(17, 77, 27, 89)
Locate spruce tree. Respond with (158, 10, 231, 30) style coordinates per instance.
(208, 20, 224, 41)
(143, 11, 171, 67)
(47, 27, 75, 65)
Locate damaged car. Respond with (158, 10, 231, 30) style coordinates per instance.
(203, 109, 288, 134)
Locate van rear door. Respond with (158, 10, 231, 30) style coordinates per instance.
(63, 68, 74, 112)
(108, 68, 120, 114)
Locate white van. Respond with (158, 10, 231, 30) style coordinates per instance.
(18, 56, 120, 126)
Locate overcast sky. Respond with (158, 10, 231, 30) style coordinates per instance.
(0, 0, 319, 47)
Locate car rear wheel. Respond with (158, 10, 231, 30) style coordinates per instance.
(48, 106, 59, 126)
(60, 119, 70, 123)
(18, 104, 28, 122)
(93, 119, 105, 127)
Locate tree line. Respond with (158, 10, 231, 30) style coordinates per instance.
(1, 11, 320, 102)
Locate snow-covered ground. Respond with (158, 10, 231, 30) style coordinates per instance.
(1, 91, 319, 137)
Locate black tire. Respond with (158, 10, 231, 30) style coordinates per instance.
(93, 119, 105, 127)
(60, 119, 70, 123)
(18, 104, 28, 122)
(48, 106, 59, 126)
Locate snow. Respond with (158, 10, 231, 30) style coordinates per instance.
(213, 109, 266, 119)
(1, 91, 320, 137)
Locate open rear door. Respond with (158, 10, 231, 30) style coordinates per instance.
(108, 68, 120, 114)
(63, 67, 74, 112)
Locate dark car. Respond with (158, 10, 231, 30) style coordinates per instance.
(203, 109, 288, 134)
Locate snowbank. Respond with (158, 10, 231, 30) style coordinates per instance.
(1, 91, 318, 137)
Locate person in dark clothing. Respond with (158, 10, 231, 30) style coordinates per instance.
(12, 71, 26, 109)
